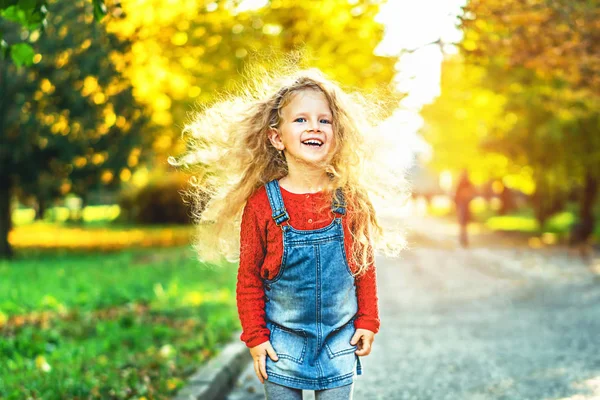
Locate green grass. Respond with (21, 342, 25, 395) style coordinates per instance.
(429, 198, 600, 239)
(481, 204, 600, 239)
(0, 246, 240, 399)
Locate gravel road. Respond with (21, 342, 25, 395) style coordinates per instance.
(226, 217, 600, 399)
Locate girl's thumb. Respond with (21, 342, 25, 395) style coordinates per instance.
(350, 332, 361, 346)
(267, 344, 279, 361)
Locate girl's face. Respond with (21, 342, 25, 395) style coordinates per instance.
(269, 89, 335, 168)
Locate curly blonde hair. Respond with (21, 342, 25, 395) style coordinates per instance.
(170, 64, 410, 276)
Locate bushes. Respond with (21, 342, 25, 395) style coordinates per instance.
(119, 175, 196, 225)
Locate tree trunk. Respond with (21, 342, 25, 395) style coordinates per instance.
(35, 197, 47, 220)
(499, 187, 516, 215)
(532, 183, 567, 231)
(579, 170, 598, 239)
(0, 174, 13, 259)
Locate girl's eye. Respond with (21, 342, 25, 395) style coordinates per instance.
(293, 117, 331, 124)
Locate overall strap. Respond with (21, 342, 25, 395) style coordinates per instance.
(331, 188, 346, 216)
(265, 180, 290, 226)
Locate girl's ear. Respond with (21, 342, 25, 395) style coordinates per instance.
(268, 127, 285, 151)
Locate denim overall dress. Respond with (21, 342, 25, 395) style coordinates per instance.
(262, 179, 362, 391)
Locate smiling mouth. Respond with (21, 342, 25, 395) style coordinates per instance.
(302, 140, 323, 147)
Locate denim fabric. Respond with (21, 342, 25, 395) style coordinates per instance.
(262, 179, 360, 391)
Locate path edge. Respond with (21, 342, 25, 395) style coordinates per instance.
(173, 331, 251, 400)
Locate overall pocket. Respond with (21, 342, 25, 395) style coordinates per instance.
(325, 320, 357, 359)
(270, 325, 308, 364)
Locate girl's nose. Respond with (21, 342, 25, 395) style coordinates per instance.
(307, 120, 322, 132)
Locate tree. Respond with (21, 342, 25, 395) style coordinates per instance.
(0, 0, 150, 258)
(104, 0, 400, 160)
(458, 0, 600, 230)
(0, 0, 108, 66)
(420, 55, 516, 187)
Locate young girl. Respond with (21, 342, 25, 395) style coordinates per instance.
(172, 66, 408, 399)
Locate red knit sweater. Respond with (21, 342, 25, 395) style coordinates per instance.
(237, 184, 380, 348)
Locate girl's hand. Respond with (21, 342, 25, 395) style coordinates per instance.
(249, 341, 279, 383)
(350, 328, 375, 356)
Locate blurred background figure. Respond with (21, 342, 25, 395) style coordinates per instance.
(454, 169, 476, 248)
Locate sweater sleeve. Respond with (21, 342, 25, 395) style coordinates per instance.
(237, 200, 271, 348)
(353, 242, 380, 333)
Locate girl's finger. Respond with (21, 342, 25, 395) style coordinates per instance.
(355, 341, 371, 356)
(253, 360, 264, 384)
(353, 337, 362, 350)
(266, 345, 279, 362)
(259, 356, 269, 380)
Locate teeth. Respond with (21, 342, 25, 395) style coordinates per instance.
(303, 140, 323, 146)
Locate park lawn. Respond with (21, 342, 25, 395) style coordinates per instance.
(479, 204, 600, 240)
(8, 221, 194, 252)
(0, 246, 241, 399)
(11, 205, 195, 251)
(432, 199, 600, 241)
